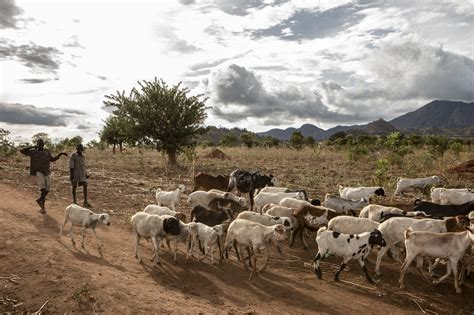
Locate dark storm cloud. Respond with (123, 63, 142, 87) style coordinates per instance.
(0, 40, 61, 72)
(206, 64, 355, 123)
(0, 0, 23, 29)
(0, 102, 85, 126)
(19, 78, 56, 84)
(252, 4, 365, 40)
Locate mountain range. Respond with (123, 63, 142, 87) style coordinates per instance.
(256, 100, 474, 140)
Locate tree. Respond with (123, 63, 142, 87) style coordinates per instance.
(240, 132, 256, 148)
(31, 132, 52, 148)
(220, 134, 239, 147)
(289, 131, 304, 150)
(305, 136, 316, 147)
(99, 116, 129, 153)
(104, 78, 208, 165)
(0, 128, 15, 157)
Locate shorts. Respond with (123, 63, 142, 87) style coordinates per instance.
(71, 179, 87, 187)
(36, 171, 51, 191)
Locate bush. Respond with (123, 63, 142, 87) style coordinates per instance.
(0, 129, 16, 158)
(373, 159, 390, 187)
(348, 145, 368, 161)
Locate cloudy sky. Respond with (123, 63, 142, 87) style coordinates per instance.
(1, 0, 473, 142)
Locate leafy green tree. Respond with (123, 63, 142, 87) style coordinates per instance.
(220, 134, 239, 147)
(261, 136, 280, 148)
(31, 132, 52, 148)
(240, 132, 256, 148)
(289, 131, 305, 150)
(104, 78, 208, 165)
(0, 129, 15, 157)
(305, 136, 316, 147)
(99, 116, 129, 153)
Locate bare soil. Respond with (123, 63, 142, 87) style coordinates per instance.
(1, 183, 473, 314)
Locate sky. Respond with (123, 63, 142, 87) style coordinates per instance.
(0, 0, 473, 143)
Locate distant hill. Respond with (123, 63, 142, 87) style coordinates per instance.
(256, 100, 474, 140)
(389, 100, 474, 130)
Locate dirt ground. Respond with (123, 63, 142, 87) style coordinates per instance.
(1, 182, 473, 314)
(1, 147, 474, 314)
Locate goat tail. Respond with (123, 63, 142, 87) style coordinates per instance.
(404, 227, 413, 239)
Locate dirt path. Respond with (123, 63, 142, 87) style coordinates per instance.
(0, 183, 473, 314)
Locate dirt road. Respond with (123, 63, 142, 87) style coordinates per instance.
(1, 183, 473, 314)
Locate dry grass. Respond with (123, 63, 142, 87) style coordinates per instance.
(1, 145, 473, 222)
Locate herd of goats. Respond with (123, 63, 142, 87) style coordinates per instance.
(58, 170, 474, 294)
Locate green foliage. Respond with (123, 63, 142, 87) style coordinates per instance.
(31, 132, 52, 148)
(426, 135, 449, 158)
(198, 139, 214, 148)
(348, 144, 368, 161)
(305, 136, 316, 147)
(385, 132, 412, 165)
(289, 131, 305, 150)
(104, 78, 208, 165)
(56, 136, 84, 150)
(449, 142, 463, 156)
(100, 116, 130, 153)
(406, 134, 424, 147)
(356, 134, 377, 146)
(260, 136, 281, 148)
(240, 132, 256, 148)
(0, 129, 16, 158)
(220, 134, 239, 147)
(373, 158, 390, 187)
(328, 131, 347, 142)
(87, 139, 106, 150)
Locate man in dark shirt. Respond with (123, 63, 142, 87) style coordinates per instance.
(70, 143, 91, 208)
(20, 139, 68, 213)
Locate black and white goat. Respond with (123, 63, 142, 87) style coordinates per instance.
(314, 227, 386, 284)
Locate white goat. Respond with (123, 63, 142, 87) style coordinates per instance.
(313, 227, 386, 284)
(59, 204, 110, 255)
(279, 197, 312, 209)
(339, 185, 385, 200)
(237, 211, 293, 230)
(394, 176, 443, 196)
(130, 212, 181, 264)
(375, 217, 448, 275)
(439, 189, 474, 205)
(324, 193, 368, 214)
(224, 219, 287, 280)
(431, 187, 471, 204)
(155, 184, 186, 211)
(254, 191, 305, 213)
(188, 190, 246, 209)
(186, 222, 226, 264)
(328, 216, 380, 235)
(143, 204, 186, 222)
(399, 229, 474, 294)
(359, 204, 408, 222)
(265, 205, 298, 230)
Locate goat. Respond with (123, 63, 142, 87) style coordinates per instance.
(186, 222, 226, 264)
(59, 204, 110, 256)
(143, 204, 186, 222)
(339, 185, 385, 200)
(394, 176, 443, 196)
(254, 191, 306, 213)
(193, 172, 229, 192)
(431, 187, 471, 204)
(414, 200, 474, 218)
(224, 219, 287, 281)
(227, 170, 277, 211)
(314, 227, 386, 284)
(324, 193, 368, 215)
(130, 212, 181, 264)
(399, 229, 474, 294)
(155, 184, 186, 211)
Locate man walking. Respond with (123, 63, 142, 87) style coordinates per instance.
(70, 143, 92, 207)
(20, 139, 68, 213)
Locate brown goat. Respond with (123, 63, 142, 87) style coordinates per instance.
(290, 205, 340, 250)
(193, 173, 230, 192)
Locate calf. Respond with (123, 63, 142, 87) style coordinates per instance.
(314, 227, 386, 284)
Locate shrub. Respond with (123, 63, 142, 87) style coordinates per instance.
(373, 158, 390, 187)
